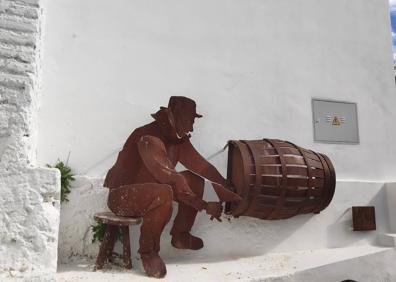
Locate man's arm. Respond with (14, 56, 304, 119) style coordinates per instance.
(137, 135, 206, 211)
(178, 139, 228, 186)
(178, 139, 242, 203)
(137, 135, 225, 220)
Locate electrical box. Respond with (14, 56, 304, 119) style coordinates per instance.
(312, 99, 359, 144)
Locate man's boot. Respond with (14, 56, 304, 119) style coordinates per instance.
(171, 231, 204, 250)
(171, 171, 205, 250)
(141, 253, 167, 278)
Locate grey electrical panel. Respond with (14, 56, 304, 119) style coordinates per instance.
(312, 99, 359, 144)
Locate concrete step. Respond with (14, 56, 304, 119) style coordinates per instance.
(52, 246, 393, 282)
(378, 233, 396, 247)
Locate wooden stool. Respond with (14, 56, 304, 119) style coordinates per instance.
(94, 212, 142, 270)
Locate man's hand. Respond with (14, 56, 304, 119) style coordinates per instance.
(206, 202, 223, 222)
(211, 182, 242, 203)
(171, 174, 208, 211)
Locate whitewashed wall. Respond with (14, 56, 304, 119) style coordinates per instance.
(38, 0, 395, 183)
(58, 179, 391, 262)
(0, 0, 60, 278)
(38, 0, 396, 275)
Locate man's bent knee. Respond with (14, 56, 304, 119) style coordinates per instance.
(143, 184, 173, 221)
(107, 183, 173, 216)
(155, 184, 173, 199)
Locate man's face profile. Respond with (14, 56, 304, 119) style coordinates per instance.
(173, 107, 196, 139)
(168, 97, 200, 139)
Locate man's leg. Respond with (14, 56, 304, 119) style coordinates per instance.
(108, 183, 173, 278)
(170, 170, 205, 250)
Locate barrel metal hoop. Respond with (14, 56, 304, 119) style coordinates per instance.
(264, 139, 288, 219)
(314, 153, 331, 213)
(231, 140, 252, 216)
(242, 140, 262, 215)
(286, 141, 314, 214)
(317, 153, 336, 211)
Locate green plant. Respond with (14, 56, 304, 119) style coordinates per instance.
(91, 222, 122, 243)
(47, 160, 75, 203)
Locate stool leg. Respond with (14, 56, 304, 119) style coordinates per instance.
(106, 226, 117, 263)
(95, 224, 113, 270)
(121, 226, 132, 269)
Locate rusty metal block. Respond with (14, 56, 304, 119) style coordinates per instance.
(352, 206, 376, 231)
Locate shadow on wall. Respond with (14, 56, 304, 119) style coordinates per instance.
(57, 176, 109, 263)
(136, 179, 318, 264)
(58, 178, 390, 265)
(326, 183, 390, 248)
(159, 213, 314, 264)
(58, 176, 312, 264)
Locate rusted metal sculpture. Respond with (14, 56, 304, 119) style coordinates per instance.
(225, 139, 336, 219)
(104, 96, 241, 278)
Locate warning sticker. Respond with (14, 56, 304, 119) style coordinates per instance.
(332, 116, 341, 126)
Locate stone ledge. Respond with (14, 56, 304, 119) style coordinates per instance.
(0, 45, 35, 64)
(5, 0, 40, 9)
(0, 167, 60, 275)
(52, 246, 395, 282)
(0, 28, 37, 47)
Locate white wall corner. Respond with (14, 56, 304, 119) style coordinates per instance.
(0, 0, 61, 277)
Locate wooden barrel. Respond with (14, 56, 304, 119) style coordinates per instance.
(226, 139, 336, 220)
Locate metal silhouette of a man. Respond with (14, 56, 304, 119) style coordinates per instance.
(104, 96, 240, 278)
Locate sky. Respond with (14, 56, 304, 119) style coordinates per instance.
(390, 0, 396, 61)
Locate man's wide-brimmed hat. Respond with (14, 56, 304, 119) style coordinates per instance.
(168, 96, 203, 118)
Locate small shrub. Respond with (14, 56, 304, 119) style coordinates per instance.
(47, 160, 75, 203)
(91, 222, 122, 243)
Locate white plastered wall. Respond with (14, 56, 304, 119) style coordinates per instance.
(38, 0, 396, 271)
(38, 0, 395, 182)
(0, 0, 60, 277)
